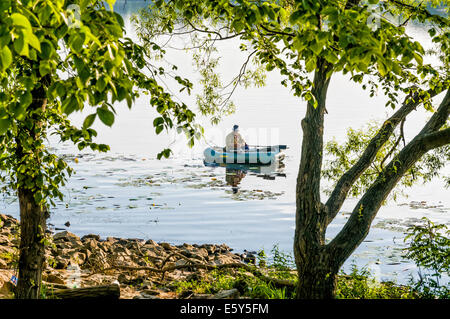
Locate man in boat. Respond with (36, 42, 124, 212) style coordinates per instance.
(225, 125, 249, 152)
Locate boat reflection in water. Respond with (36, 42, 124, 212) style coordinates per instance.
(204, 160, 286, 194)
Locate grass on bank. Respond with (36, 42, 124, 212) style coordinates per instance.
(172, 240, 449, 299)
(171, 263, 422, 299)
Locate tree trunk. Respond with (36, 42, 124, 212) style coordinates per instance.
(15, 76, 49, 299)
(16, 187, 48, 299)
(296, 250, 338, 299)
(50, 284, 120, 299)
(294, 58, 334, 298)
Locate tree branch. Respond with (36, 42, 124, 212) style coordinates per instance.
(326, 89, 450, 266)
(419, 89, 450, 134)
(420, 127, 450, 150)
(186, 20, 245, 41)
(324, 88, 439, 224)
(259, 24, 295, 38)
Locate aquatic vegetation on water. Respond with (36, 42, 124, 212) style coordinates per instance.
(113, 171, 285, 201)
(398, 201, 448, 213)
(224, 189, 284, 201)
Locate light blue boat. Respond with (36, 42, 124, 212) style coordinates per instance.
(203, 145, 286, 165)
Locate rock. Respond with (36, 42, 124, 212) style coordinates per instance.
(64, 221, 71, 227)
(83, 249, 92, 260)
(117, 274, 131, 284)
(98, 241, 112, 253)
(0, 214, 18, 228)
(145, 239, 158, 246)
(212, 255, 236, 265)
(182, 243, 194, 250)
(194, 248, 208, 258)
(44, 273, 65, 285)
(53, 231, 79, 242)
(0, 270, 14, 298)
(82, 234, 100, 241)
(203, 244, 216, 254)
(160, 242, 174, 250)
(87, 250, 109, 269)
(118, 275, 145, 286)
(54, 256, 70, 269)
(113, 246, 131, 256)
(219, 244, 231, 252)
(0, 259, 7, 269)
(211, 288, 240, 299)
(141, 280, 153, 289)
(84, 238, 98, 250)
(140, 288, 159, 295)
(69, 251, 86, 265)
(175, 259, 188, 266)
(125, 241, 142, 252)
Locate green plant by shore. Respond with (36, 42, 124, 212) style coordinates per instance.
(172, 240, 449, 299)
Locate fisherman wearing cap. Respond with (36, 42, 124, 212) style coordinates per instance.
(226, 125, 248, 152)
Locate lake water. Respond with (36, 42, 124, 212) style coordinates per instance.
(1, 1, 448, 285)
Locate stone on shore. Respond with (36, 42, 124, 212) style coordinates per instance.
(0, 214, 248, 299)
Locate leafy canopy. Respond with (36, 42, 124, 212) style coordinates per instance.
(139, 0, 449, 111)
(0, 0, 200, 207)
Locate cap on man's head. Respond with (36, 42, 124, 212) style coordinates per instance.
(233, 125, 239, 131)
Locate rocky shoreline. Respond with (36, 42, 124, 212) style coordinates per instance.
(0, 214, 259, 299)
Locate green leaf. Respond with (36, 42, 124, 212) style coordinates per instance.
(0, 117, 12, 135)
(39, 40, 53, 59)
(13, 35, 29, 57)
(325, 50, 339, 64)
(231, 19, 245, 33)
(0, 46, 12, 71)
(39, 60, 52, 76)
(310, 40, 323, 56)
(70, 33, 85, 52)
(0, 0, 11, 11)
(289, 10, 302, 24)
(11, 13, 32, 31)
(413, 52, 423, 66)
(157, 148, 172, 160)
(96, 77, 107, 92)
(305, 57, 316, 72)
(377, 61, 387, 77)
(20, 91, 32, 108)
(292, 35, 306, 52)
(97, 107, 114, 126)
(26, 32, 41, 52)
(83, 113, 96, 128)
(153, 117, 164, 127)
(155, 125, 164, 135)
(62, 97, 78, 115)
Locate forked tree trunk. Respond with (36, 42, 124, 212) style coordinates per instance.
(294, 64, 449, 298)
